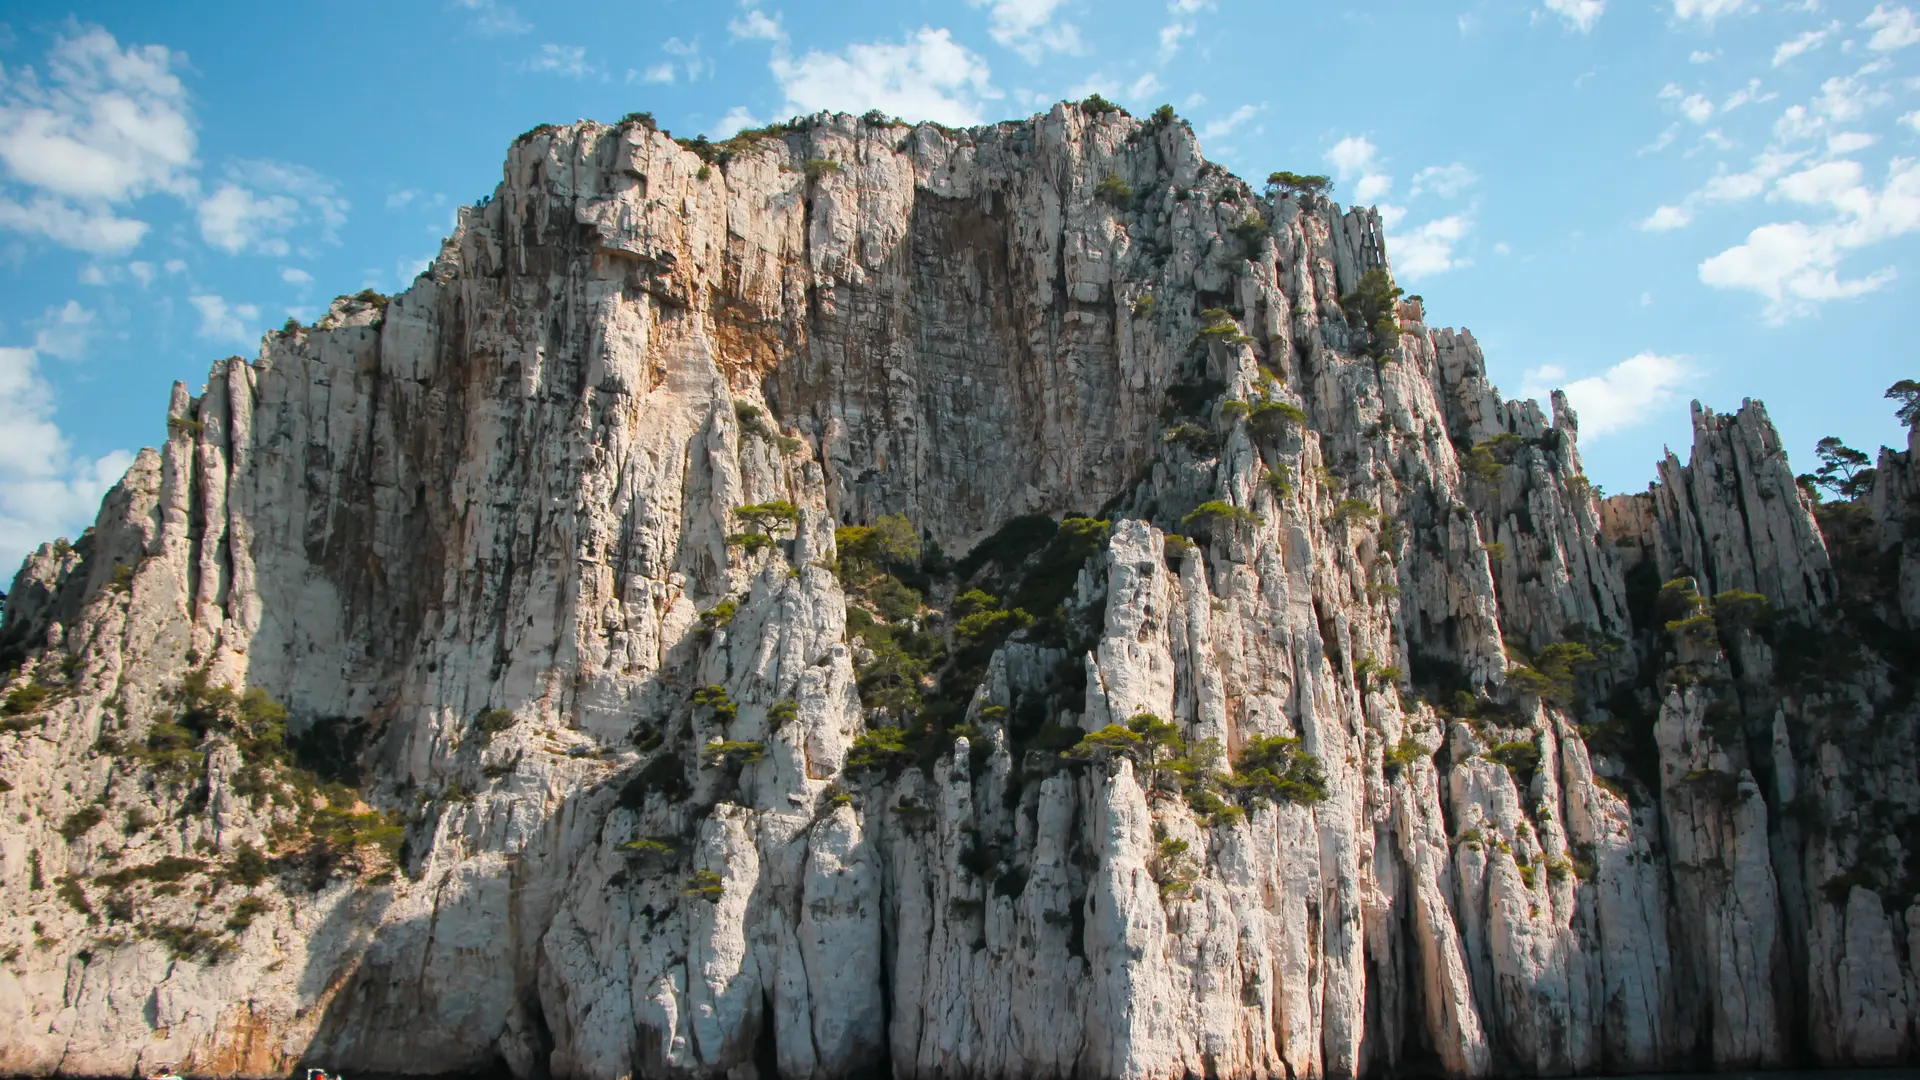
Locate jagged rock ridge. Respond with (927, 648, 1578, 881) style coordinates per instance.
(1, 100, 1918, 1079)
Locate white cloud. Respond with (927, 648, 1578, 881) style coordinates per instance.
(1168, 0, 1213, 11)
(1410, 163, 1477, 198)
(1159, 21, 1195, 61)
(0, 341, 133, 571)
(1661, 83, 1718, 124)
(0, 25, 196, 255)
(770, 28, 998, 127)
(1641, 147, 1809, 229)
(1642, 203, 1695, 230)
(1389, 215, 1472, 278)
(1721, 77, 1772, 112)
(1691, 48, 1721, 62)
(281, 267, 312, 285)
(198, 184, 299, 254)
(189, 294, 262, 346)
(454, 0, 530, 36)
(1862, 3, 1920, 50)
(195, 159, 346, 256)
(1828, 131, 1878, 154)
(640, 62, 677, 84)
(970, 0, 1083, 62)
(1698, 156, 1920, 320)
(32, 300, 94, 359)
(1542, 0, 1605, 32)
(1773, 26, 1832, 65)
(729, 9, 784, 42)
(1128, 72, 1164, 101)
(1200, 104, 1261, 141)
(386, 189, 419, 209)
(529, 44, 596, 79)
(1905, 109, 1920, 131)
(1672, 0, 1750, 22)
(1523, 353, 1694, 438)
(0, 195, 148, 254)
(715, 106, 759, 138)
(1326, 135, 1393, 203)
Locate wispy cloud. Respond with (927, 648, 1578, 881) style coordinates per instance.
(769, 28, 999, 127)
(1699, 156, 1920, 321)
(1862, 3, 1920, 50)
(453, 0, 530, 36)
(189, 293, 262, 345)
(528, 44, 596, 79)
(1542, 0, 1605, 33)
(969, 0, 1083, 62)
(0, 25, 196, 255)
(1523, 353, 1696, 439)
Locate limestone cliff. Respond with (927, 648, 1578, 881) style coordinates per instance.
(2, 101, 1917, 1079)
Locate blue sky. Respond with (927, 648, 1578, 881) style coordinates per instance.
(0, 0, 1917, 568)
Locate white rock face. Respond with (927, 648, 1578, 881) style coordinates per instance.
(1, 103, 1917, 1079)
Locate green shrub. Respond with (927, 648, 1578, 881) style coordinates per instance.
(1332, 498, 1376, 525)
(1487, 740, 1542, 788)
(1263, 464, 1294, 497)
(1195, 308, 1245, 340)
(1710, 589, 1770, 632)
(226, 895, 270, 932)
(768, 699, 798, 730)
(700, 740, 767, 769)
(1132, 293, 1156, 318)
(475, 708, 516, 741)
(1180, 501, 1260, 530)
(1230, 735, 1328, 805)
(1248, 401, 1306, 439)
(149, 923, 232, 964)
(59, 806, 104, 841)
(1094, 172, 1133, 203)
(1339, 268, 1404, 359)
(1231, 213, 1267, 245)
(845, 727, 913, 776)
(3, 683, 50, 716)
(734, 500, 800, 537)
(1462, 445, 1504, 480)
(57, 878, 92, 917)
(685, 869, 725, 900)
(1383, 737, 1426, 778)
(1080, 93, 1125, 116)
(692, 685, 738, 723)
(699, 599, 740, 633)
(1163, 422, 1219, 455)
(1163, 534, 1194, 563)
(836, 514, 920, 582)
(1266, 171, 1332, 198)
(1482, 540, 1508, 562)
(228, 843, 271, 887)
(867, 576, 922, 621)
(94, 855, 208, 888)
(804, 158, 841, 180)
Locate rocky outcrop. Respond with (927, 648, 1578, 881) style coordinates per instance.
(2, 101, 1918, 1080)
